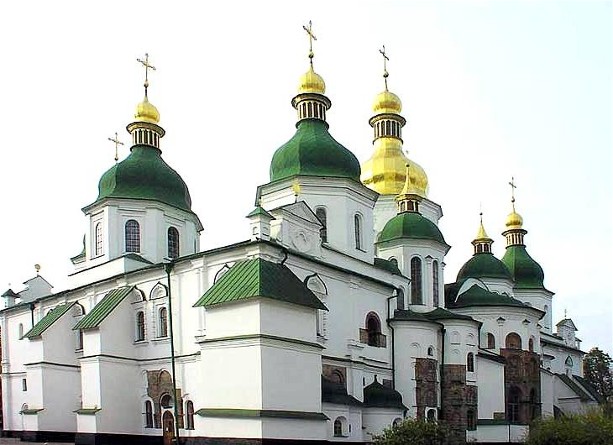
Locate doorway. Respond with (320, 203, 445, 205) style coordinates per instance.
(162, 411, 174, 445)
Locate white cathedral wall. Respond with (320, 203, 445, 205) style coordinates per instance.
(372, 195, 443, 236)
(39, 365, 79, 432)
(258, 299, 317, 342)
(261, 418, 328, 440)
(392, 321, 441, 417)
(444, 320, 479, 367)
(540, 370, 555, 418)
(513, 289, 553, 333)
(476, 357, 505, 419)
(96, 358, 141, 433)
(363, 408, 403, 442)
(198, 417, 263, 439)
(323, 404, 363, 441)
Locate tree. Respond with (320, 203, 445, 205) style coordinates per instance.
(526, 411, 613, 445)
(583, 347, 613, 413)
(373, 418, 450, 445)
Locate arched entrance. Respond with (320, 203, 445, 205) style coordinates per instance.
(162, 411, 174, 445)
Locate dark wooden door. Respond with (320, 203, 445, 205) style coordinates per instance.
(163, 411, 174, 445)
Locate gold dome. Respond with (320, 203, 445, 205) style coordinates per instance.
(373, 90, 402, 115)
(134, 96, 160, 124)
(298, 66, 326, 94)
(361, 138, 428, 196)
(505, 209, 523, 230)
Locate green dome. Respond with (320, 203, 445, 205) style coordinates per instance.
(96, 146, 192, 212)
(363, 378, 406, 410)
(457, 253, 512, 281)
(269, 119, 361, 182)
(377, 212, 447, 245)
(502, 245, 545, 289)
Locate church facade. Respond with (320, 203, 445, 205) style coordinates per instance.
(0, 41, 599, 445)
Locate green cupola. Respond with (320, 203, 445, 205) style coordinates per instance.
(457, 216, 512, 281)
(93, 58, 193, 214)
(377, 165, 448, 246)
(501, 191, 545, 289)
(269, 24, 361, 183)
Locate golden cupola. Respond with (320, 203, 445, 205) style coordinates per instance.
(502, 179, 527, 246)
(126, 53, 165, 150)
(298, 65, 326, 95)
(472, 213, 494, 254)
(361, 47, 429, 197)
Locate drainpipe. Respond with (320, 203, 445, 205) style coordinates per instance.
(29, 303, 35, 328)
(387, 288, 402, 391)
(439, 326, 446, 420)
(165, 261, 181, 445)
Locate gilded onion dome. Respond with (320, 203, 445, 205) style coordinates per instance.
(134, 96, 160, 124)
(298, 65, 326, 94)
(361, 47, 428, 197)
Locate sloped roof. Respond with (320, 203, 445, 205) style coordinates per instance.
(573, 375, 604, 403)
(73, 286, 134, 330)
(322, 376, 362, 406)
(363, 378, 407, 410)
(23, 302, 75, 339)
(452, 284, 528, 309)
(557, 373, 592, 402)
(194, 258, 327, 310)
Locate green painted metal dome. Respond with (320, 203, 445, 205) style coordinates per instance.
(502, 245, 545, 289)
(269, 119, 361, 182)
(96, 146, 192, 212)
(457, 253, 512, 281)
(453, 284, 528, 308)
(377, 212, 447, 245)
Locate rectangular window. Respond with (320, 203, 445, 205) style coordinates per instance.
(22, 378, 27, 391)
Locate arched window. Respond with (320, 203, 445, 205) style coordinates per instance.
(95, 222, 103, 256)
(389, 257, 398, 268)
(565, 356, 573, 367)
(505, 332, 522, 350)
(426, 408, 437, 422)
(528, 337, 534, 352)
(396, 288, 404, 310)
(185, 400, 195, 430)
(508, 386, 522, 423)
(392, 418, 402, 428)
(487, 333, 496, 349)
(427, 346, 435, 356)
(136, 311, 145, 341)
(354, 214, 363, 250)
(467, 352, 475, 372)
(159, 307, 168, 338)
(144, 401, 153, 428)
(160, 393, 173, 409)
(167, 227, 179, 259)
(315, 208, 327, 243)
(432, 260, 439, 307)
(18, 323, 23, 339)
(366, 313, 382, 347)
(467, 409, 476, 430)
(76, 329, 83, 351)
(330, 370, 345, 384)
(125, 220, 140, 253)
(410, 257, 423, 304)
(333, 417, 346, 437)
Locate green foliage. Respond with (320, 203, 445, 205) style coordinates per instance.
(526, 411, 613, 445)
(373, 418, 450, 445)
(583, 347, 613, 404)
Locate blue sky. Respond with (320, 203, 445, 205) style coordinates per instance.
(0, 0, 610, 353)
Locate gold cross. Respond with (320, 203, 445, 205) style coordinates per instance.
(509, 176, 517, 206)
(303, 20, 317, 65)
(137, 53, 156, 96)
(379, 45, 390, 90)
(108, 132, 124, 162)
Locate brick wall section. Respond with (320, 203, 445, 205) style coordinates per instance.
(414, 358, 438, 420)
(440, 364, 478, 445)
(500, 349, 541, 423)
(147, 370, 184, 429)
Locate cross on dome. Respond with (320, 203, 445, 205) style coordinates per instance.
(303, 20, 317, 66)
(137, 53, 156, 97)
(108, 132, 124, 162)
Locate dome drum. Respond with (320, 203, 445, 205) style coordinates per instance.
(292, 93, 331, 122)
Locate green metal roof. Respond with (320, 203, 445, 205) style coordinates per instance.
(452, 284, 527, 309)
(194, 258, 327, 310)
(391, 307, 474, 323)
(269, 119, 361, 182)
(94, 146, 193, 213)
(377, 211, 447, 246)
(457, 253, 512, 281)
(373, 257, 403, 276)
(502, 245, 545, 289)
(363, 378, 407, 410)
(322, 376, 363, 406)
(246, 206, 274, 219)
(73, 286, 134, 330)
(23, 303, 75, 339)
(425, 307, 475, 321)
